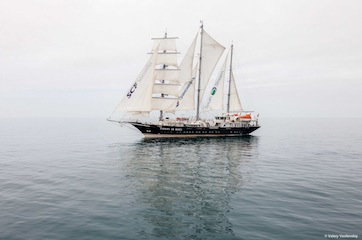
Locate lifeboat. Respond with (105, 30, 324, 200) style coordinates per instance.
(240, 113, 252, 122)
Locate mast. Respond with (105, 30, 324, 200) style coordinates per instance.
(159, 32, 167, 121)
(196, 22, 204, 120)
(227, 44, 233, 113)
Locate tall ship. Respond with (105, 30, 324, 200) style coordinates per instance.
(108, 23, 260, 137)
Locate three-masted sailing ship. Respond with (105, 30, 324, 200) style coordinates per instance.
(108, 23, 260, 137)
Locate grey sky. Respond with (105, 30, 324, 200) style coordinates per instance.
(1, 0, 362, 118)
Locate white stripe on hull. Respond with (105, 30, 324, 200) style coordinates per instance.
(143, 133, 244, 138)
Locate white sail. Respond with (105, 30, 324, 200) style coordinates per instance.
(151, 38, 178, 52)
(155, 53, 178, 68)
(204, 53, 228, 111)
(199, 31, 225, 100)
(150, 37, 179, 68)
(229, 72, 243, 112)
(179, 33, 198, 83)
(116, 48, 158, 114)
(152, 97, 179, 111)
(154, 69, 180, 82)
(127, 111, 150, 117)
(150, 36, 181, 113)
(153, 83, 180, 96)
(174, 63, 198, 111)
(152, 78, 181, 112)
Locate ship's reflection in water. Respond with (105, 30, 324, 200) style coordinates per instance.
(120, 136, 259, 239)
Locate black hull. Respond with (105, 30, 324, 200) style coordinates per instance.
(129, 122, 260, 138)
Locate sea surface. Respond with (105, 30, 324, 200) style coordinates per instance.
(1, 118, 361, 240)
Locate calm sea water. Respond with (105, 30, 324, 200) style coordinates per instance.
(1, 118, 361, 240)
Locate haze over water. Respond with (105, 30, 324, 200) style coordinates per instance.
(1, 118, 361, 239)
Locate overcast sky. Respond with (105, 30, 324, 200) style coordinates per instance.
(1, 0, 362, 118)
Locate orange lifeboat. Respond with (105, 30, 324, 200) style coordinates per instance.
(240, 113, 252, 119)
(240, 113, 252, 121)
